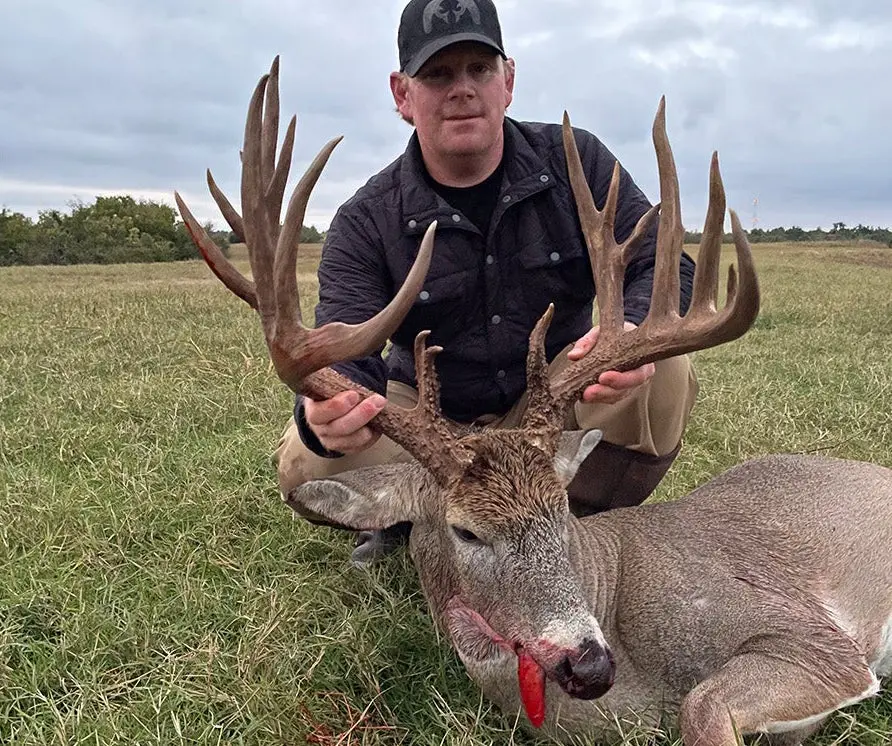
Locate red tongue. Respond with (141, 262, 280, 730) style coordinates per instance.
(517, 649, 546, 727)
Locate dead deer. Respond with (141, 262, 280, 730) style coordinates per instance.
(176, 58, 892, 745)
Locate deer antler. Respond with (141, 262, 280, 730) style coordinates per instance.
(521, 98, 760, 451)
(174, 58, 473, 485)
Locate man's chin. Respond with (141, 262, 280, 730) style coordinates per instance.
(440, 137, 494, 159)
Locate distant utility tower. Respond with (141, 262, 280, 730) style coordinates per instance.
(752, 196, 759, 230)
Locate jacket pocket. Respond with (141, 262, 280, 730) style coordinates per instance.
(396, 267, 478, 346)
(517, 235, 594, 311)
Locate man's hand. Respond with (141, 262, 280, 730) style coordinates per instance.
(304, 390, 387, 454)
(567, 322, 655, 404)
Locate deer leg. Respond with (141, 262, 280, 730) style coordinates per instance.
(678, 651, 877, 746)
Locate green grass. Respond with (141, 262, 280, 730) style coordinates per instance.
(0, 242, 890, 745)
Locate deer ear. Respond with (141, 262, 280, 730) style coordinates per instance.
(553, 430, 602, 487)
(284, 462, 429, 531)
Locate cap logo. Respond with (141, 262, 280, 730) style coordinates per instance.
(422, 0, 481, 34)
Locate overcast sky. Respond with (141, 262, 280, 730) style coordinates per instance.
(2, 0, 890, 231)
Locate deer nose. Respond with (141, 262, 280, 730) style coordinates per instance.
(557, 638, 615, 700)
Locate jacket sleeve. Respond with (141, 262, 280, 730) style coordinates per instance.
(293, 200, 393, 457)
(576, 128, 695, 326)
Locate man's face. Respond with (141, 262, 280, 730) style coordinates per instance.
(392, 42, 515, 161)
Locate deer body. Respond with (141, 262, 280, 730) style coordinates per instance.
(434, 454, 892, 740)
(293, 446, 891, 743)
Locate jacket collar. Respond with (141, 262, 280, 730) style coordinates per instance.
(399, 117, 555, 236)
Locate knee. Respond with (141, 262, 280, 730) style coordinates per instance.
(679, 688, 736, 746)
(647, 355, 699, 441)
(651, 354, 698, 399)
(273, 418, 311, 496)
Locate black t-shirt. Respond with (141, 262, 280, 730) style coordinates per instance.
(425, 161, 504, 236)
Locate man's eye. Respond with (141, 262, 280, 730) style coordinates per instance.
(470, 64, 495, 80)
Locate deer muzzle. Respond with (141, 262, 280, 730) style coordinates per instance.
(552, 637, 615, 699)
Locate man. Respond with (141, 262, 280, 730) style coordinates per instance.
(276, 0, 697, 564)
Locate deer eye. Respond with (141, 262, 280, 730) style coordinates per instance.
(451, 525, 482, 544)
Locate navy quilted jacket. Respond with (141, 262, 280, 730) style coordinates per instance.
(297, 117, 695, 432)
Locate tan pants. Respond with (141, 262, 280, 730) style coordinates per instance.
(275, 350, 698, 496)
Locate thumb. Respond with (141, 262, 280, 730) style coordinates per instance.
(568, 326, 601, 360)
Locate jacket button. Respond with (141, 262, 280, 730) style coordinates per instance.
(496, 370, 506, 379)
(491, 314, 501, 325)
(419, 290, 430, 301)
(540, 174, 550, 183)
(550, 252, 561, 262)
(452, 214, 461, 222)
(502, 195, 512, 203)
(485, 254, 495, 265)
(408, 219, 418, 229)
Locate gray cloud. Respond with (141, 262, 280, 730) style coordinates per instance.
(1, 0, 890, 231)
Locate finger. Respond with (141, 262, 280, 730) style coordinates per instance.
(580, 383, 628, 405)
(598, 363, 655, 390)
(567, 326, 601, 361)
(320, 427, 382, 455)
(305, 390, 363, 427)
(314, 394, 387, 438)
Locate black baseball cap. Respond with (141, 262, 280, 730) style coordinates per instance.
(398, 0, 506, 77)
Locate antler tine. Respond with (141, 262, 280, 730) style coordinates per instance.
(273, 135, 343, 333)
(267, 115, 296, 224)
(261, 57, 281, 196)
(402, 331, 474, 470)
(646, 97, 683, 322)
(542, 98, 759, 415)
(174, 190, 258, 309)
(689, 152, 725, 313)
(240, 70, 277, 326)
(723, 209, 759, 332)
(261, 57, 298, 241)
(207, 169, 245, 242)
(518, 305, 564, 452)
(562, 112, 625, 339)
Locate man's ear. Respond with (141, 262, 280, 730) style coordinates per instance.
(284, 462, 431, 531)
(503, 57, 516, 109)
(553, 430, 602, 487)
(390, 71, 411, 121)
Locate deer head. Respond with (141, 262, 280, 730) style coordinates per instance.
(176, 58, 759, 722)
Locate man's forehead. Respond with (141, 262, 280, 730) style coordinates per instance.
(418, 41, 500, 70)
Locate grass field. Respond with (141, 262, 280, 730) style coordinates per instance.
(1, 242, 891, 745)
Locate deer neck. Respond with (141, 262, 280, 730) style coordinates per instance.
(567, 514, 623, 631)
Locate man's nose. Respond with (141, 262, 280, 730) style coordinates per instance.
(447, 73, 477, 97)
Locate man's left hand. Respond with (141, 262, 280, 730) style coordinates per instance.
(567, 322, 655, 404)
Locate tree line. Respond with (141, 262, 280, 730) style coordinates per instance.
(0, 197, 327, 267)
(684, 222, 892, 246)
(2, 197, 888, 267)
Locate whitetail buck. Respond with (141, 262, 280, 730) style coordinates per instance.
(176, 59, 892, 745)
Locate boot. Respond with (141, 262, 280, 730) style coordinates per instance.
(566, 441, 681, 517)
(350, 522, 412, 567)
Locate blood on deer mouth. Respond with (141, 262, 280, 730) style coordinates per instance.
(444, 597, 616, 700)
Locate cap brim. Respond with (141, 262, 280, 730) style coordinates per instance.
(403, 33, 506, 77)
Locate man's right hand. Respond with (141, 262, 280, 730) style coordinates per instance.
(304, 390, 387, 455)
